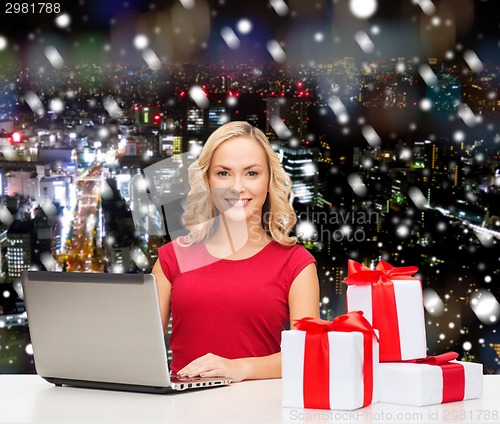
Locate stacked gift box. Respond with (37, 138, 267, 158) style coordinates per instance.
(282, 259, 483, 410)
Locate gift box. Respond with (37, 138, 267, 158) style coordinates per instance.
(378, 352, 483, 406)
(282, 311, 379, 411)
(343, 259, 427, 362)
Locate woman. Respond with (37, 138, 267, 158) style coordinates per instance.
(152, 121, 319, 382)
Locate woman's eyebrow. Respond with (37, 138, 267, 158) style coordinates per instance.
(213, 164, 262, 170)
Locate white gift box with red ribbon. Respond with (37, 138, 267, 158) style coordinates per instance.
(282, 312, 379, 411)
(378, 353, 483, 406)
(343, 259, 427, 362)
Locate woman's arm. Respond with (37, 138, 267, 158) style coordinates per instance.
(288, 262, 321, 327)
(177, 262, 320, 381)
(152, 259, 172, 333)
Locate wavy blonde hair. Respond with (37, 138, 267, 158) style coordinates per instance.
(180, 121, 297, 247)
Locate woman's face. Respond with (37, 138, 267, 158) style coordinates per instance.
(208, 136, 270, 223)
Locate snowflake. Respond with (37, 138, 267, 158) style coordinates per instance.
(55, 13, 71, 28)
(463, 50, 484, 73)
(0, 36, 8, 51)
(361, 125, 381, 148)
(269, 0, 289, 16)
(396, 225, 410, 238)
(267, 40, 286, 63)
(49, 98, 64, 114)
(221, 27, 240, 50)
(296, 221, 316, 241)
(349, 0, 377, 19)
(237, 19, 252, 34)
(355, 31, 375, 54)
(134, 34, 149, 50)
(189, 86, 209, 109)
(347, 174, 367, 197)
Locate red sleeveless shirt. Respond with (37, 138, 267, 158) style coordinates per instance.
(157, 238, 316, 373)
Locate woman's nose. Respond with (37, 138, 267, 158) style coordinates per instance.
(230, 178, 245, 193)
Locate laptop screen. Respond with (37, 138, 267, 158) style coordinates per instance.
(21, 271, 171, 388)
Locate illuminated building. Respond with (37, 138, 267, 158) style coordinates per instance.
(0, 225, 8, 283)
(39, 176, 71, 209)
(101, 179, 136, 273)
(0, 171, 5, 196)
(278, 145, 318, 205)
(37, 147, 77, 167)
(185, 107, 205, 155)
(265, 97, 312, 141)
(6, 220, 35, 280)
(333, 266, 344, 296)
(6, 171, 37, 199)
(489, 343, 500, 361)
(135, 106, 161, 128)
(207, 106, 228, 133)
(390, 170, 409, 208)
(186, 107, 204, 136)
(160, 134, 182, 158)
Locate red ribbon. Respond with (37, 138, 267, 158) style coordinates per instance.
(343, 260, 419, 362)
(295, 311, 378, 409)
(405, 352, 465, 403)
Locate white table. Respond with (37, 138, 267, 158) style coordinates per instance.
(0, 375, 499, 423)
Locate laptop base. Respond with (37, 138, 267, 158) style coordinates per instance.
(43, 376, 175, 394)
(43, 375, 231, 394)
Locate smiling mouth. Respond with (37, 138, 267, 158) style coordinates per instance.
(225, 198, 251, 207)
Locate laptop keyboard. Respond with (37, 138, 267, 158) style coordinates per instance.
(170, 374, 217, 383)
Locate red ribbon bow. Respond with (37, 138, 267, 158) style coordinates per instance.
(405, 352, 465, 403)
(342, 260, 419, 362)
(343, 259, 418, 286)
(295, 311, 377, 409)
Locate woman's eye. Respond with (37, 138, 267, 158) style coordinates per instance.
(217, 171, 228, 176)
(247, 171, 258, 177)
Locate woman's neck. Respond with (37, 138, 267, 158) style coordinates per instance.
(208, 215, 271, 254)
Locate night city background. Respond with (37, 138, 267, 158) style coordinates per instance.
(1, 0, 500, 374)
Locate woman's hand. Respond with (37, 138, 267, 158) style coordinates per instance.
(176, 353, 252, 382)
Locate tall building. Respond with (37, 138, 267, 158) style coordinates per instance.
(186, 107, 204, 137)
(6, 170, 37, 198)
(6, 220, 35, 280)
(39, 175, 71, 208)
(0, 224, 8, 283)
(207, 106, 228, 133)
(333, 266, 344, 296)
(278, 145, 318, 204)
(390, 169, 409, 208)
(159, 134, 183, 157)
(265, 97, 312, 141)
(100, 179, 136, 273)
(185, 107, 205, 155)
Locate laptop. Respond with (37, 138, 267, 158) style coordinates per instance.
(21, 271, 231, 394)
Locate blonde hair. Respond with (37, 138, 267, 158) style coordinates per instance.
(180, 121, 297, 246)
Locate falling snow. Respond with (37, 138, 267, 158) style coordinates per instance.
(349, 0, 378, 19)
(0, 36, 7, 51)
(266, 40, 286, 63)
(55, 13, 71, 28)
(269, 0, 289, 17)
(354, 31, 375, 54)
(189, 85, 209, 109)
(463, 50, 484, 73)
(221, 27, 241, 50)
(361, 125, 381, 148)
(237, 19, 252, 34)
(418, 64, 438, 86)
(44, 46, 64, 69)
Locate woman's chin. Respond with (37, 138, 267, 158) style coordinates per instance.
(221, 208, 249, 222)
